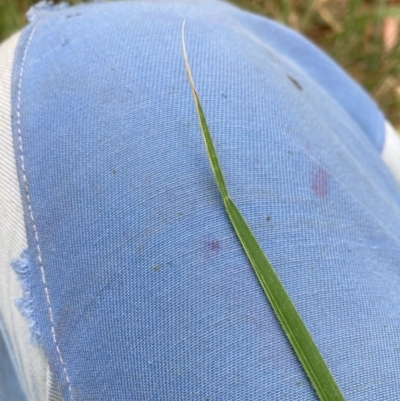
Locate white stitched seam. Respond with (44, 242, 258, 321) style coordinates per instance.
(16, 23, 74, 400)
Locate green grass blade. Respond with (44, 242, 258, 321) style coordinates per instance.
(182, 21, 346, 401)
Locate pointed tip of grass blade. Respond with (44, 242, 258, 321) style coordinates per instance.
(181, 20, 198, 99)
(181, 21, 231, 201)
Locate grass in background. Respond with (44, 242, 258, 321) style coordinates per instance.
(1, 0, 400, 128)
(0, 0, 26, 40)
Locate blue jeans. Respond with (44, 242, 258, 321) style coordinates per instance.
(1, 1, 400, 400)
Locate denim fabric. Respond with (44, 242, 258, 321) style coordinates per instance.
(6, 0, 400, 400)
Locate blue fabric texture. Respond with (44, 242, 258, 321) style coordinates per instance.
(9, 0, 400, 399)
(0, 329, 27, 401)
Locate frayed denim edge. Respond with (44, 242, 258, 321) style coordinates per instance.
(11, 249, 42, 347)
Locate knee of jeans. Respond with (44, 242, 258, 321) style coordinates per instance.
(1, 1, 400, 401)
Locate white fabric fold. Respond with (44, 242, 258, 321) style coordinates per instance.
(0, 31, 49, 401)
(382, 120, 400, 187)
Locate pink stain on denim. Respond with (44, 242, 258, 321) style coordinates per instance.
(312, 165, 330, 198)
(207, 239, 221, 253)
